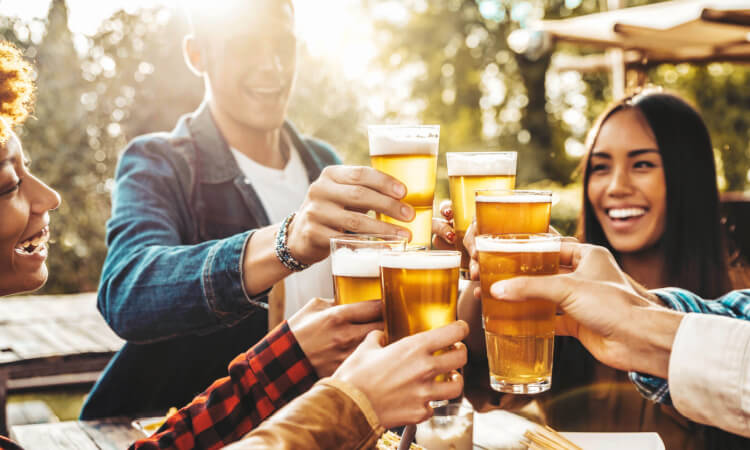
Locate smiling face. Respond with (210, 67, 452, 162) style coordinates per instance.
(0, 128, 61, 296)
(199, 2, 297, 131)
(586, 108, 667, 254)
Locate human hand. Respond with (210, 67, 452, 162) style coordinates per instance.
(288, 298, 383, 378)
(333, 321, 469, 429)
(432, 200, 456, 250)
(286, 166, 414, 264)
(490, 242, 675, 376)
(463, 221, 480, 281)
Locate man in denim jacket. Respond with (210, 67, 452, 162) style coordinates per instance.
(81, 0, 415, 418)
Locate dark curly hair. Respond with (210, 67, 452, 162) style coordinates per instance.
(0, 41, 34, 144)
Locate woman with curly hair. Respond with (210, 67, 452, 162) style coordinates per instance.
(0, 40, 468, 450)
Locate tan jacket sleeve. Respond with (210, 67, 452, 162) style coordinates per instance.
(225, 377, 385, 449)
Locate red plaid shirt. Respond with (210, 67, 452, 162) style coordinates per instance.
(130, 321, 317, 449)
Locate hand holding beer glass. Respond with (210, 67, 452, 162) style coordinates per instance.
(380, 250, 461, 405)
(330, 235, 406, 305)
(369, 125, 439, 249)
(446, 152, 517, 276)
(476, 234, 561, 394)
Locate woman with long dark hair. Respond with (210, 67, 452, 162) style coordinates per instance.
(552, 89, 743, 449)
(578, 89, 731, 297)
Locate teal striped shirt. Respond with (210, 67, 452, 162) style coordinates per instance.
(629, 288, 750, 404)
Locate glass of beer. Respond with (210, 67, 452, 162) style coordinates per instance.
(369, 125, 439, 249)
(446, 152, 517, 276)
(379, 250, 461, 345)
(475, 190, 552, 235)
(476, 234, 560, 394)
(330, 235, 406, 305)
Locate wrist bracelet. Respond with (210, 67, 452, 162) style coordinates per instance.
(275, 212, 310, 272)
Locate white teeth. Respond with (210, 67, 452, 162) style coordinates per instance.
(608, 208, 646, 219)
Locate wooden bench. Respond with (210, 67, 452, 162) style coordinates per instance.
(0, 293, 123, 436)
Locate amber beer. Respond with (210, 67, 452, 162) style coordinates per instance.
(447, 152, 517, 274)
(379, 251, 460, 344)
(477, 234, 560, 394)
(475, 190, 552, 235)
(330, 235, 406, 305)
(369, 125, 439, 248)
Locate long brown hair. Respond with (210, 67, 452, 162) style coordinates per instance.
(577, 89, 730, 298)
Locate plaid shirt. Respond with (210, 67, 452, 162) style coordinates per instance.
(629, 288, 750, 405)
(130, 321, 317, 450)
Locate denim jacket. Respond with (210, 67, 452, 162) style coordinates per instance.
(80, 102, 340, 419)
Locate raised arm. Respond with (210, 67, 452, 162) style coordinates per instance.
(98, 141, 263, 342)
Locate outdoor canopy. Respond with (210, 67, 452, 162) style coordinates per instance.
(539, 0, 750, 67)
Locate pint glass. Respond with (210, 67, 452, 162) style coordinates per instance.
(476, 234, 560, 394)
(446, 152, 517, 275)
(475, 190, 552, 235)
(330, 235, 406, 305)
(379, 250, 460, 345)
(369, 125, 439, 249)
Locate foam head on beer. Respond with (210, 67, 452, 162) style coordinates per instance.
(446, 152, 516, 177)
(330, 235, 405, 305)
(379, 250, 460, 344)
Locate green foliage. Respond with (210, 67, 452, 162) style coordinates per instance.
(5, 1, 366, 294)
(5, 0, 748, 294)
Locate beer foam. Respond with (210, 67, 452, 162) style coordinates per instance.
(331, 248, 382, 277)
(368, 134, 439, 156)
(475, 236, 560, 253)
(446, 153, 517, 176)
(475, 194, 551, 204)
(379, 252, 460, 270)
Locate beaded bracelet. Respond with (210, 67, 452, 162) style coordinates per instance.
(275, 212, 310, 272)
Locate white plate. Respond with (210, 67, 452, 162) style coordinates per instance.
(472, 410, 665, 450)
(560, 432, 664, 450)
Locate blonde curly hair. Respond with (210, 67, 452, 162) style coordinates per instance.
(0, 41, 34, 143)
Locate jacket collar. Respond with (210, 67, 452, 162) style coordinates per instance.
(174, 101, 324, 184)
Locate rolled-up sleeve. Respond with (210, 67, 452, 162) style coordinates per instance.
(668, 313, 750, 438)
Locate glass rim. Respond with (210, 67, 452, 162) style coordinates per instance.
(329, 234, 408, 245)
(475, 233, 562, 252)
(475, 233, 561, 241)
(379, 249, 461, 269)
(380, 249, 461, 257)
(446, 151, 517, 158)
(474, 189, 552, 197)
(367, 124, 440, 131)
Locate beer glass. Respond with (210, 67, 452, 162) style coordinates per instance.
(379, 250, 460, 345)
(475, 190, 552, 235)
(330, 235, 406, 305)
(446, 152, 517, 276)
(476, 234, 560, 394)
(369, 125, 439, 249)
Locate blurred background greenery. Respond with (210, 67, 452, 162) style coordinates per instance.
(1, 0, 748, 294)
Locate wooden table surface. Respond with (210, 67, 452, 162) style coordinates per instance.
(0, 293, 124, 435)
(11, 418, 143, 450)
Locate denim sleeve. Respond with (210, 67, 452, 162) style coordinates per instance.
(98, 140, 265, 344)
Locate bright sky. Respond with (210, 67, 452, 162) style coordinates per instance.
(0, 0, 379, 80)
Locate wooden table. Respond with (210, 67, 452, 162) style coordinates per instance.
(11, 417, 143, 449)
(0, 293, 124, 435)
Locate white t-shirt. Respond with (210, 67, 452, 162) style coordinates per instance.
(231, 136, 333, 319)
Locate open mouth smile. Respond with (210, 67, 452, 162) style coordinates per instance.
(606, 207, 647, 221)
(15, 226, 50, 256)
